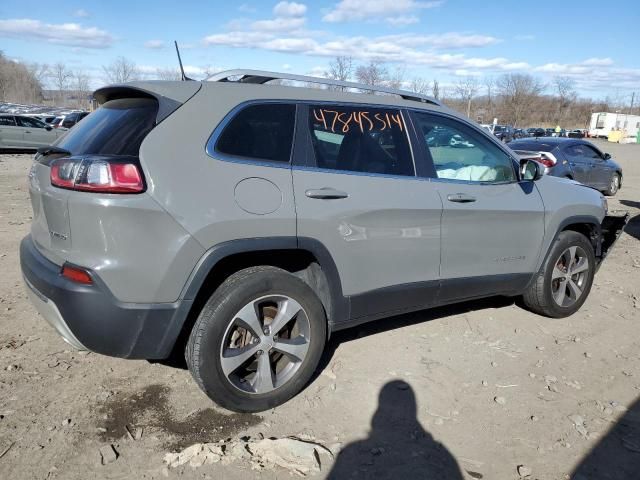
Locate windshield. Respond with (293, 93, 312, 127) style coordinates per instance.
(54, 98, 158, 156)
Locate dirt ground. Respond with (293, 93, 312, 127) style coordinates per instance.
(0, 139, 639, 480)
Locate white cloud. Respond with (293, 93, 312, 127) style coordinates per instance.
(238, 4, 257, 13)
(251, 16, 306, 32)
(581, 57, 614, 66)
(273, 1, 307, 17)
(0, 18, 113, 48)
(144, 39, 165, 49)
(73, 9, 90, 18)
(323, 0, 443, 25)
(386, 15, 419, 26)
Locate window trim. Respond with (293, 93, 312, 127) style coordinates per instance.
(407, 109, 520, 185)
(205, 100, 298, 169)
(299, 101, 418, 179)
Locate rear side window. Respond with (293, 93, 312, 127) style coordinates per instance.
(308, 105, 414, 176)
(216, 103, 295, 163)
(54, 98, 158, 156)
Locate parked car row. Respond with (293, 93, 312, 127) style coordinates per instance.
(0, 111, 90, 150)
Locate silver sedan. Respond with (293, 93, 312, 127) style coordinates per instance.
(0, 114, 65, 150)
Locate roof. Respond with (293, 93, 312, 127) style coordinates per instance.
(508, 137, 579, 150)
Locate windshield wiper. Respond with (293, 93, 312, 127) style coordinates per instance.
(37, 146, 71, 156)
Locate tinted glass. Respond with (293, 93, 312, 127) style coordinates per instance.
(413, 112, 516, 183)
(17, 116, 46, 128)
(54, 98, 158, 156)
(0, 116, 15, 126)
(216, 103, 295, 163)
(582, 145, 603, 159)
(308, 105, 414, 176)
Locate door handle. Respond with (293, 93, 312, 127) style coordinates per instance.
(305, 188, 349, 199)
(447, 193, 476, 203)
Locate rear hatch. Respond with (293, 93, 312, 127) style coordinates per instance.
(28, 81, 200, 265)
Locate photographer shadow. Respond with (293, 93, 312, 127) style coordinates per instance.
(327, 380, 464, 480)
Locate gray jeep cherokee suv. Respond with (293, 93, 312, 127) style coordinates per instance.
(20, 70, 627, 412)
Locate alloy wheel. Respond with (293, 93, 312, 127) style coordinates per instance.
(551, 246, 590, 307)
(219, 295, 311, 394)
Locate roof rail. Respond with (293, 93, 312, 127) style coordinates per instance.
(206, 69, 442, 106)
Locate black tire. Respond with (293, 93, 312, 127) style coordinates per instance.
(604, 172, 620, 196)
(521, 231, 596, 318)
(186, 266, 327, 412)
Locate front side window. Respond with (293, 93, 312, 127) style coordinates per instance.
(413, 112, 516, 183)
(216, 103, 295, 163)
(308, 105, 414, 176)
(17, 116, 45, 128)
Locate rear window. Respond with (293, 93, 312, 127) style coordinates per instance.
(509, 141, 554, 152)
(54, 98, 158, 156)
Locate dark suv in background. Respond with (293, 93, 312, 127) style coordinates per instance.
(492, 124, 514, 142)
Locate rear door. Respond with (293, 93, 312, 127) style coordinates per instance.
(0, 115, 24, 148)
(292, 104, 442, 320)
(410, 111, 545, 302)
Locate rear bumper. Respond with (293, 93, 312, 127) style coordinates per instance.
(19, 235, 192, 359)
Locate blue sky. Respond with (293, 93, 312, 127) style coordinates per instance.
(0, 0, 638, 101)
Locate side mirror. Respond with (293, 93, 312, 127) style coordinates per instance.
(45, 126, 52, 131)
(603, 152, 611, 160)
(520, 159, 544, 181)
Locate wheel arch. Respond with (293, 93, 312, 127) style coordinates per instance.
(165, 237, 348, 359)
(540, 216, 602, 271)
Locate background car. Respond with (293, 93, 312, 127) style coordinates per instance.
(509, 137, 623, 195)
(0, 114, 63, 150)
(514, 128, 528, 139)
(60, 111, 90, 129)
(492, 124, 514, 142)
(568, 129, 586, 138)
(527, 127, 546, 137)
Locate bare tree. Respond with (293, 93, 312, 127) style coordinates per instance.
(27, 62, 50, 87)
(50, 62, 73, 105)
(154, 67, 181, 81)
(410, 77, 430, 95)
(74, 71, 91, 109)
(454, 77, 480, 117)
(553, 76, 576, 124)
(325, 56, 353, 90)
(386, 65, 406, 90)
(0, 51, 44, 103)
(495, 73, 545, 127)
(432, 79, 440, 100)
(102, 57, 139, 84)
(484, 76, 495, 121)
(355, 60, 388, 89)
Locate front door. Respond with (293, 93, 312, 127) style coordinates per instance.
(292, 104, 442, 320)
(562, 144, 591, 184)
(410, 111, 545, 302)
(16, 116, 57, 148)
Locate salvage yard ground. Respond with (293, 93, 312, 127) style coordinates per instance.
(0, 140, 639, 479)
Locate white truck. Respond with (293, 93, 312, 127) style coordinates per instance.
(589, 112, 640, 141)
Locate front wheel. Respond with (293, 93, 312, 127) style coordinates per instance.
(604, 173, 620, 196)
(522, 231, 596, 318)
(186, 266, 327, 412)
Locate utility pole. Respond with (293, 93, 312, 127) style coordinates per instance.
(630, 92, 635, 115)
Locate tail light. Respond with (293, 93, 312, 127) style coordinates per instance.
(50, 157, 145, 193)
(537, 152, 557, 168)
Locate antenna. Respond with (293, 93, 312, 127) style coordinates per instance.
(174, 41, 193, 81)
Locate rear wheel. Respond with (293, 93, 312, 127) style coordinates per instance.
(522, 231, 595, 318)
(604, 173, 620, 196)
(186, 266, 326, 412)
